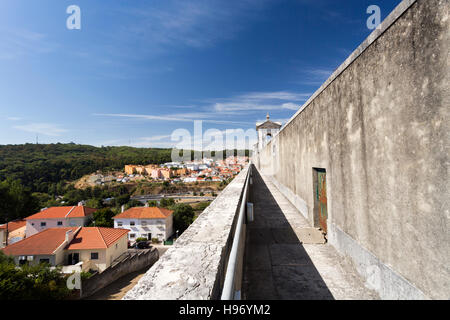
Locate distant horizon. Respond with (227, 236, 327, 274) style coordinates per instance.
(0, 142, 252, 153)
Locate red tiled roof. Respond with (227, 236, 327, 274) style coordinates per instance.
(113, 207, 173, 220)
(1, 227, 78, 256)
(0, 220, 26, 232)
(25, 206, 97, 220)
(65, 227, 129, 250)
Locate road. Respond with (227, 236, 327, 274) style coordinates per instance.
(132, 194, 216, 203)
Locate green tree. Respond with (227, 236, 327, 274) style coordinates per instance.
(147, 200, 158, 207)
(124, 199, 144, 210)
(172, 203, 195, 234)
(159, 197, 175, 208)
(0, 179, 39, 223)
(85, 198, 103, 209)
(0, 252, 70, 300)
(115, 194, 130, 206)
(90, 208, 115, 227)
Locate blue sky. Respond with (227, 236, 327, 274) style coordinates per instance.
(0, 0, 401, 149)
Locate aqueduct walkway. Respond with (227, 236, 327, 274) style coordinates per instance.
(242, 168, 379, 300)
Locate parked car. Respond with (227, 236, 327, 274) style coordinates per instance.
(136, 241, 151, 249)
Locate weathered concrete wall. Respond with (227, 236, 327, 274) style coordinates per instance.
(82, 248, 159, 298)
(123, 166, 249, 300)
(255, 0, 449, 299)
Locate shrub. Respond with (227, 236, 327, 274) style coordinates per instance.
(0, 252, 70, 300)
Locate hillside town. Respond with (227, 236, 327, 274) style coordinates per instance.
(0, 155, 249, 299)
(82, 156, 249, 187)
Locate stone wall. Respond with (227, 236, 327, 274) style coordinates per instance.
(254, 0, 449, 299)
(123, 166, 250, 300)
(81, 248, 159, 298)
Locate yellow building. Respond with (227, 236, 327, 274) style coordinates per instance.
(173, 168, 188, 176)
(161, 168, 173, 179)
(125, 165, 137, 175)
(1, 227, 129, 273)
(144, 165, 158, 175)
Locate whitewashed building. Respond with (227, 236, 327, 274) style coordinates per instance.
(113, 207, 174, 243)
(25, 205, 96, 238)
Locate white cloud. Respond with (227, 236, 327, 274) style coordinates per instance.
(210, 90, 309, 112)
(119, 0, 272, 51)
(0, 28, 56, 60)
(13, 123, 68, 136)
(124, 128, 257, 151)
(94, 113, 252, 125)
(95, 89, 306, 127)
(239, 91, 310, 101)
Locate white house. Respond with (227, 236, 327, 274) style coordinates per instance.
(25, 205, 96, 238)
(0, 220, 26, 246)
(113, 207, 174, 243)
(1, 227, 129, 273)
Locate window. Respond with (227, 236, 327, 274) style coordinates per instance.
(141, 221, 147, 226)
(40, 259, 50, 264)
(91, 252, 99, 260)
(130, 221, 135, 226)
(57, 221, 63, 226)
(40, 222, 46, 227)
(129, 233, 136, 239)
(117, 221, 123, 227)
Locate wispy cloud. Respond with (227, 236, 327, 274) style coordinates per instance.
(95, 89, 308, 126)
(13, 123, 68, 136)
(210, 91, 309, 112)
(292, 67, 336, 86)
(0, 28, 56, 60)
(94, 113, 252, 125)
(117, 0, 272, 51)
(114, 128, 258, 150)
(6, 116, 22, 121)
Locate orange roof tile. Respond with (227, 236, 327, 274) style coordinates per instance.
(0, 220, 26, 232)
(65, 227, 129, 250)
(25, 206, 97, 220)
(1, 227, 78, 256)
(113, 207, 173, 220)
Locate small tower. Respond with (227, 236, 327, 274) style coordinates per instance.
(256, 113, 282, 149)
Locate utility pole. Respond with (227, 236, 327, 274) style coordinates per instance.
(36, 133, 39, 144)
(5, 221, 8, 247)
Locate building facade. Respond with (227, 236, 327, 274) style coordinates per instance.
(1, 227, 129, 273)
(113, 207, 174, 242)
(253, 0, 449, 299)
(25, 206, 96, 238)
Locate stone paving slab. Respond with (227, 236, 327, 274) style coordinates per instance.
(242, 168, 379, 300)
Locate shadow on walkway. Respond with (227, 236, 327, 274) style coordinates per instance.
(242, 167, 334, 300)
